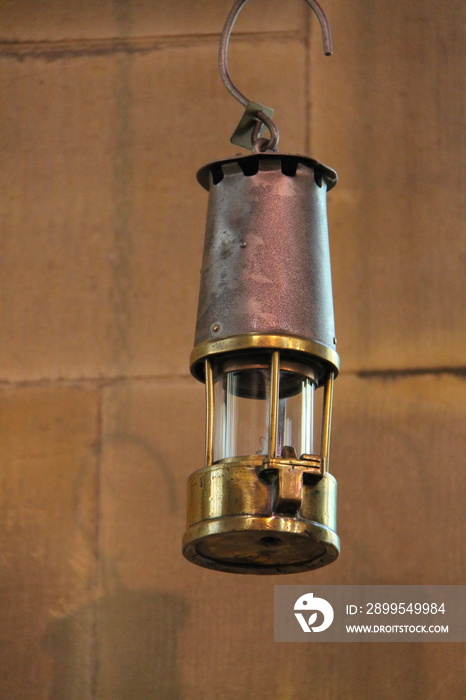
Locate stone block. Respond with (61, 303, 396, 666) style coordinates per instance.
(0, 39, 306, 381)
(97, 372, 464, 698)
(309, 0, 466, 371)
(0, 383, 100, 698)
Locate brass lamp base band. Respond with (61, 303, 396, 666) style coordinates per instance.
(183, 516, 339, 575)
(182, 461, 339, 574)
(190, 333, 340, 384)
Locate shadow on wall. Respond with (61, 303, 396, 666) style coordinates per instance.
(44, 586, 188, 700)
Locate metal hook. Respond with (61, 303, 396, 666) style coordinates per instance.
(219, 0, 333, 109)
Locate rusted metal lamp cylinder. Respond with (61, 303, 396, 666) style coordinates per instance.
(182, 152, 340, 574)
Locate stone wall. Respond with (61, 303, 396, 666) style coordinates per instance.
(0, 1, 464, 697)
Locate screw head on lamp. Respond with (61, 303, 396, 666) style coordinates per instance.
(182, 153, 340, 574)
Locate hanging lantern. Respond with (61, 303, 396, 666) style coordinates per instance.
(182, 0, 340, 574)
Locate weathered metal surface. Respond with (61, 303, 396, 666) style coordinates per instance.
(193, 154, 338, 368)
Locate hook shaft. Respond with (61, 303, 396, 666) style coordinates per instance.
(218, 0, 333, 109)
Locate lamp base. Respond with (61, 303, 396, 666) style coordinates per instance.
(182, 460, 339, 574)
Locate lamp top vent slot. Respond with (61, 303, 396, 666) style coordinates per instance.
(197, 153, 337, 192)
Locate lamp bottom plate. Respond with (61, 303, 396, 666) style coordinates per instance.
(183, 515, 339, 575)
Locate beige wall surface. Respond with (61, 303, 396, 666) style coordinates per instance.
(0, 1, 464, 698)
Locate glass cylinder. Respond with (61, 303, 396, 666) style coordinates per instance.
(213, 364, 269, 461)
(277, 370, 315, 458)
(212, 356, 317, 463)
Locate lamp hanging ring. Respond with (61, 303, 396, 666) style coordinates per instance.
(219, 0, 333, 108)
(252, 110, 279, 153)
